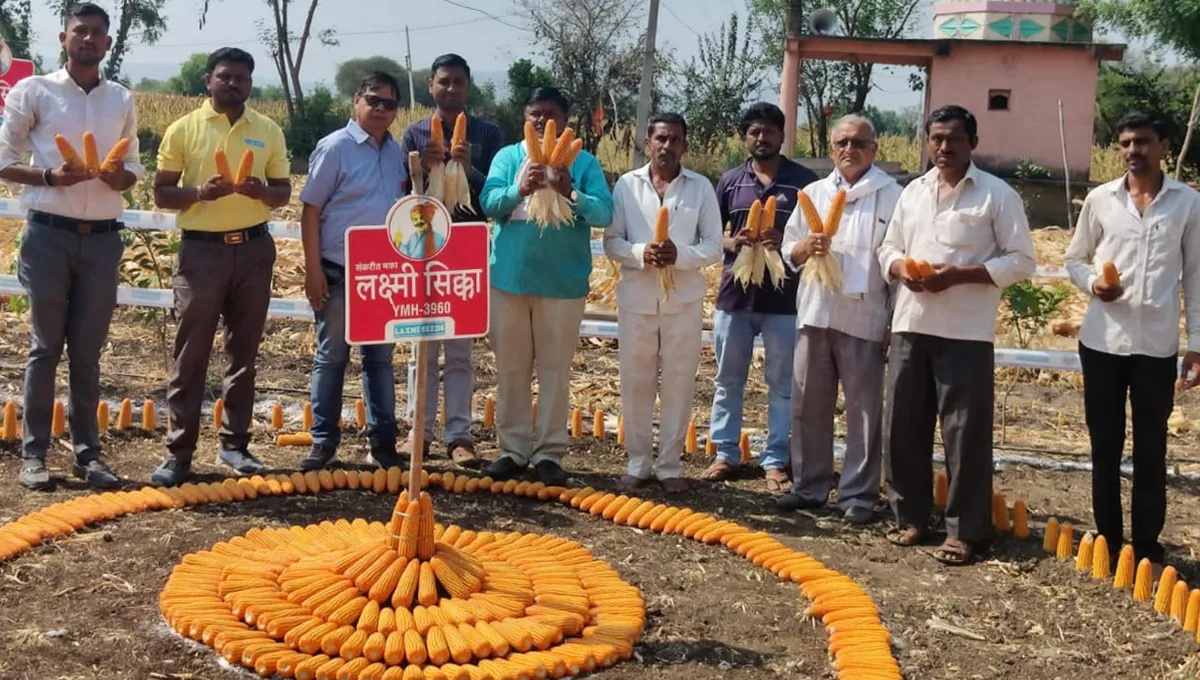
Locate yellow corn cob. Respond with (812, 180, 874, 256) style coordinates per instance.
(101, 137, 130, 172)
(1185, 589, 1200, 632)
(1042, 517, 1060, 554)
(745, 199, 764, 239)
(214, 148, 234, 184)
(1074, 533, 1094, 571)
(797, 192, 824, 235)
(430, 114, 445, 151)
(442, 623, 472, 664)
(392, 559, 421, 609)
(404, 628, 428, 665)
(561, 138, 584, 168)
(363, 630, 387, 662)
(549, 127, 575, 167)
(54, 134, 83, 167)
(81, 131, 100, 174)
(357, 599, 381, 632)
(1170, 581, 1189, 622)
(418, 493, 436, 560)
(992, 493, 1010, 532)
(1101, 260, 1120, 287)
(384, 630, 406, 665)
(356, 552, 398, 592)
(523, 122, 543, 164)
(321, 626, 354, 656)
(452, 112, 467, 148)
(425, 625, 451, 665)
(1133, 558, 1154, 601)
(824, 188, 847, 236)
(540, 119, 557, 161)
(396, 499, 421, 560)
(1012, 499, 1029, 539)
(234, 148, 254, 185)
(368, 556, 408, 604)
(418, 562, 438, 607)
(1092, 534, 1111, 580)
(1154, 566, 1179, 614)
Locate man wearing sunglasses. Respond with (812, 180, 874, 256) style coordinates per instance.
(398, 53, 503, 468)
(298, 71, 407, 473)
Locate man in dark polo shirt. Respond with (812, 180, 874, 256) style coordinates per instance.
(703, 102, 818, 492)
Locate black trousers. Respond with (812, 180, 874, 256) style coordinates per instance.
(884, 332, 995, 543)
(1078, 342, 1176, 563)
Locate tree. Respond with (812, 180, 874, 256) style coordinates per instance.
(862, 104, 918, 138)
(134, 76, 169, 92)
(749, 0, 924, 156)
(104, 0, 167, 80)
(518, 0, 658, 151)
(0, 0, 34, 61)
(506, 58, 555, 111)
(334, 56, 405, 99)
(256, 0, 337, 119)
(676, 13, 765, 152)
(1093, 58, 1200, 176)
(166, 52, 209, 96)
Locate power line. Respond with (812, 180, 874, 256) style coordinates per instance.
(438, 0, 527, 31)
(662, 1, 699, 37)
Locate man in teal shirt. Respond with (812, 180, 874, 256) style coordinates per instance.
(481, 86, 613, 485)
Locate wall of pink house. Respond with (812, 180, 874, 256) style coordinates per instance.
(927, 42, 1099, 180)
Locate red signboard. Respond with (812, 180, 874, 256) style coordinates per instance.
(0, 41, 35, 123)
(344, 195, 490, 344)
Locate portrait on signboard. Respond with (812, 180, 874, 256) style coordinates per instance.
(387, 194, 451, 261)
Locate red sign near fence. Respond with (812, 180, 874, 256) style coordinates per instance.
(0, 42, 35, 124)
(344, 195, 490, 344)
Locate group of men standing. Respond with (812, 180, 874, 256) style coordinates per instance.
(7, 4, 1198, 569)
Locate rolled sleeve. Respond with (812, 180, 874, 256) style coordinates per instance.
(572, 154, 613, 227)
(0, 80, 34, 170)
(982, 187, 1036, 288)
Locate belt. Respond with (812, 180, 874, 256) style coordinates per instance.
(181, 223, 268, 244)
(28, 210, 123, 234)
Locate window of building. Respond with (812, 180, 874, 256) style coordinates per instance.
(988, 89, 1011, 111)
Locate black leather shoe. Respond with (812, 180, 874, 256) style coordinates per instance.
(218, 449, 266, 475)
(151, 459, 191, 487)
(301, 444, 337, 472)
(73, 459, 120, 489)
(776, 493, 826, 513)
(483, 456, 525, 481)
(533, 460, 568, 487)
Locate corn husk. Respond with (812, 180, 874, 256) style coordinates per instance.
(798, 189, 845, 292)
(525, 121, 581, 231)
(654, 206, 675, 299)
(731, 200, 785, 289)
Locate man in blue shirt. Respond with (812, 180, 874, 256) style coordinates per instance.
(481, 86, 612, 485)
(298, 71, 406, 472)
(703, 103, 818, 493)
(398, 54, 504, 467)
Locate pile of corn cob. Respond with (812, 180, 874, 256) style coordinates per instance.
(799, 188, 846, 291)
(525, 120, 584, 230)
(730, 197, 788, 290)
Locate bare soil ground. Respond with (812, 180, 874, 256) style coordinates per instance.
(4, 204, 1200, 678)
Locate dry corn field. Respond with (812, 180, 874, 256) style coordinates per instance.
(1, 92, 1200, 680)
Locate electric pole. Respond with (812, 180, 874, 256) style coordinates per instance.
(631, 0, 660, 168)
(405, 26, 416, 110)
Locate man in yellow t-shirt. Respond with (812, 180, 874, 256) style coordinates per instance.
(149, 47, 292, 487)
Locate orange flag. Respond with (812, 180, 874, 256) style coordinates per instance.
(592, 101, 606, 136)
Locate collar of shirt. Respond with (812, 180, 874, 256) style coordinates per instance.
(1108, 172, 1185, 214)
(345, 118, 393, 148)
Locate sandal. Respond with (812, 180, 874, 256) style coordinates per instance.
(764, 469, 792, 494)
(933, 538, 975, 566)
(701, 460, 738, 482)
(886, 526, 928, 547)
(449, 441, 483, 468)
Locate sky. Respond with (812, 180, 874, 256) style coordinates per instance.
(16, 0, 1091, 114)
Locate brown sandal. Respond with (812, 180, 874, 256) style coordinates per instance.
(701, 460, 738, 482)
(449, 441, 483, 468)
(886, 526, 928, 547)
(764, 469, 791, 494)
(933, 538, 975, 566)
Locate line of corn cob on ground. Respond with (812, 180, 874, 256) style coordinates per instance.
(1, 468, 898, 680)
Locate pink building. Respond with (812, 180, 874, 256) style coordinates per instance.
(791, 0, 1125, 180)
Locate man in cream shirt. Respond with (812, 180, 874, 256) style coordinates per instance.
(779, 115, 901, 524)
(1065, 110, 1200, 566)
(878, 105, 1035, 565)
(604, 113, 722, 493)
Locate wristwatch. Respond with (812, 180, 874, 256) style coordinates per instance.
(43, 167, 54, 187)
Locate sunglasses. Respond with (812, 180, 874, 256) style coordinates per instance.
(362, 94, 399, 111)
(832, 138, 875, 150)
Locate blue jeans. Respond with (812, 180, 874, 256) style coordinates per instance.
(310, 261, 396, 452)
(709, 310, 795, 470)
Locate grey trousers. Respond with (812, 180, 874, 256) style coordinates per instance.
(884, 332, 995, 543)
(18, 220, 122, 463)
(789, 326, 885, 510)
(165, 235, 276, 463)
(407, 338, 474, 445)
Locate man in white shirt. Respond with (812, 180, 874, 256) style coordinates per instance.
(877, 105, 1036, 565)
(779, 115, 901, 524)
(1065, 110, 1200, 566)
(0, 3, 142, 491)
(604, 112, 722, 493)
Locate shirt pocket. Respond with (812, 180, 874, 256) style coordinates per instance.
(1144, 216, 1181, 271)
(670, 206, 700, 243)
(933, 209, 991, 252)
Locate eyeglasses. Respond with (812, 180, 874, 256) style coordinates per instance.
(362, 94, 399, 111)
(832, 138, 875, 150)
